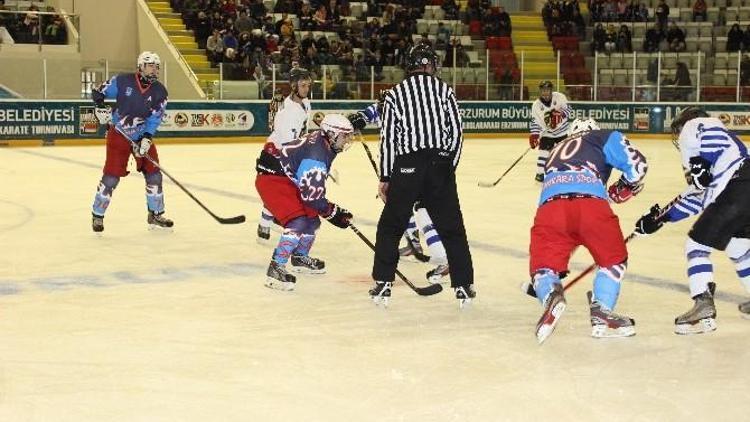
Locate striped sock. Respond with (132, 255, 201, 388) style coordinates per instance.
(415, 208, 447, 264)
(686, 237, 713, 297)
(726, 237, 750, 293)
(536, 149, 550, 175)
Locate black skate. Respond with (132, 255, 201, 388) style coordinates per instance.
(534, 173, 544, 182)
(92, 213, 104, 233)
(535, 283, 567, 344)
(257, 224, 271, 242)
(148, 211, 174, 230)
(426, 264, 450, 284)
(674, 282, 717, 335)
(369, 281, 392, 307)
(739, 300, 750, 319)
(290, 254, 326, 274)
(587, 291, 635, 338)
(265, 261, 297, 291)
(399, 232, 430, 263)
(454, 284, 476, 309)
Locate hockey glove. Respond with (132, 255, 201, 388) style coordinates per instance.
(607, 177, 643, 204)
(689, 156, 712, 190)
(94, 105, 112, 125)
(528, 134, 540, 149)
(347, 112, 367, 131)
(634, 204, 665, 236)
(132, 133, 153, 157)
(322, 202, 353, 229)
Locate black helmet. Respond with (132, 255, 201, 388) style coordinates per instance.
(539, 80, 554, 91)
(404, 43, 439, 73)
(671, 106, 710, 137)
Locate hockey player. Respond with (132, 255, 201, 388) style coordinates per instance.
(257, 67, 313, 242)
(634, 106, 750, 334)
(529, 80, 573, 182)
(255, 114, 355, 290)
(347, 93, 450, 284)
(90, 51, 171, 233)
(530, 118, 647, 344)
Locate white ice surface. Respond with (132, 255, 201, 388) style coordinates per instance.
(0, 139, 748, 421)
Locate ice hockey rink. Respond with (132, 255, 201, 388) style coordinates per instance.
(0, 137, 748, 421)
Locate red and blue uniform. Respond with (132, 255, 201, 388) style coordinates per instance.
(530, 129, 647, 310)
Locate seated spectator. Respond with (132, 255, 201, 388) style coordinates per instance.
(692, 0, 707, 22)
(604, 24, 617, 53)
(727, 23, 743, 53)
(571, 9, 585, 38)
(223, 29, 238, 52)
(363, 18, 381, 39)
(249, 0, 267, 23)
(313, 5, 330, 30)
(442, 0, 460, 20)
(206, 29, 225, 64)
(664, 61, 692, 100)
(498, 67, 515, 100)
(593, 23, 607, 53)
(616, 0, 628, 21)
(497, 6, 512, 36)
(666, 21, 686, 52)
(436, 22, 452, 49)
(366, 0, 381, 17)
(636, 2, 649, 21)
(235, 10, 253, 34)
(643, 25, 663, 52)
(743, 24, 750, 52)
(418, 32, 432, 48)
(617, 25, 632, 52)
(194, 11, 211, 49)
(655, 0, 669, 30)
(43, 14, 67, 44)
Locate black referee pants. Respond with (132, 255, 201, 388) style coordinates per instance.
(372, 149, 474, 288)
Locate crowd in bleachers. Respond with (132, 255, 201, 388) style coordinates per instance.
(172, 0, 482, 95)
(542, 0, 586, 37)
(0, 3, 68, 45)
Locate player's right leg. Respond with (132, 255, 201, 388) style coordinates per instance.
(91, 128, 129, 233)
(257, 207, 274, 242)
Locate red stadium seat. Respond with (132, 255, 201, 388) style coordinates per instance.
(469, 20, 482, 36)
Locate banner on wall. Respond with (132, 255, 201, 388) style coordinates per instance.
(2, 100, 750, 140)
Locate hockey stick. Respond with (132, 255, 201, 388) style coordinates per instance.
(478, 147, 532, 188)
(523, 193, 684, 298)
(142, 154, 246, 225)
(358, 134, 380, 178)
(349, 223, 443, 296)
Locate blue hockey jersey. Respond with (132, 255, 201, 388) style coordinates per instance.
(539, 130, 647, 205)
(278, 130, 337, 213)
(92, 73, 168, 141)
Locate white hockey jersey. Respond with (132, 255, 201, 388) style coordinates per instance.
(530, 91, 572, 139)
(267, 96, 311, 148)
(665, 117, 748, 222)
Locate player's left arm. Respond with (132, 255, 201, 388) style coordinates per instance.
(603, 131, 648, 203)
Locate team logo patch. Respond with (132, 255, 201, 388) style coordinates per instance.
(125, 87, 133, 97)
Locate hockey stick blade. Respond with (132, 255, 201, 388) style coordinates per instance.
(349, 224, 443, 296)
(216, 215, 247, 224)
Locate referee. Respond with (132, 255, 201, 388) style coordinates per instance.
(369, 43, 475, 307)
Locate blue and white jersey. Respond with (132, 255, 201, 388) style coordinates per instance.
(676, 117, 748, 208)
(538, 130, 647, 205)
(359, 102, 381, 126)
(530, 91, 572, 139)
(662, 186, 706, 222)
(278, 130, 336, 213)
(92, 73, 168, 141)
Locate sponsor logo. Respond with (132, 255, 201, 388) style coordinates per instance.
(191, 113, 209, 127)
(78, 106, 99, 135)
(210, 113, 224, 127)
(719, 113, 731, 125)
(174, 112, 189, 127)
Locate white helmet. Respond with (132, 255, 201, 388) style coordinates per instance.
(320, 114, 354, 153)
(568, 118, 600, 136)
(137, 51, 161, 83)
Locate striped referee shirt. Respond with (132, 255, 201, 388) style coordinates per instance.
(379, 72, 463, 181)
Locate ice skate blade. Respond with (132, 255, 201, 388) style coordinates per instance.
(148, 224, 174, 232)
(427, 275, 449, 284)
(536, 301, 567, 344)
(458, 297, 473, 309)
(264, 278, 295, 291)
(591, 325, 636, 338)
(674, 318, 717, 335)
(371, 296, 389, 308)
(290, 266, 326, 275)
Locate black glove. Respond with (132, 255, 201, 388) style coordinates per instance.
(689, 156, 712, 190)
(635, 204, 665, 236)
(323, 203, 353, 229)
(347, 112, 367, 131)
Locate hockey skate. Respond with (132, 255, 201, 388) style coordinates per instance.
(587, 291, 635, 338)
(92, 213, 104, 233)
(535, 283, 567, 344)
(674, 282, 717, 335)
(739, 300, 750, 319)
(290, 254, 326, 274)
(534, 173, 544, 183)
(265, 261, 297, 291)
(369, 281, 392, 307)
(147, 211, 174, 230)
(256, 224, 271, 242)
(399, 233, 430, 263)
(455, 284, 476, 309)
(426, 264, 450, 284)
